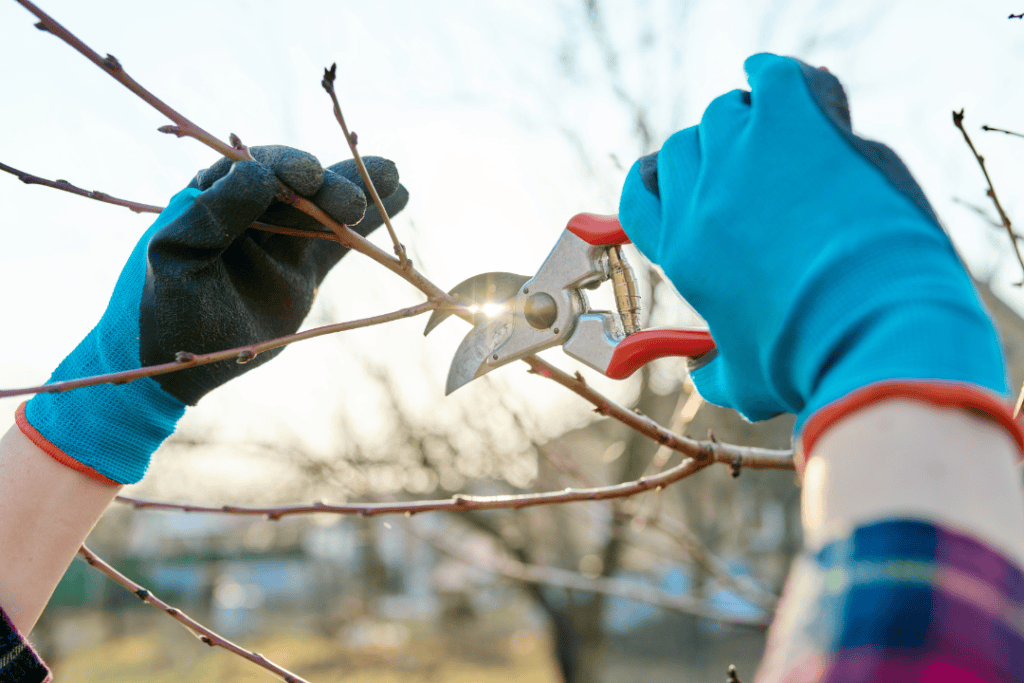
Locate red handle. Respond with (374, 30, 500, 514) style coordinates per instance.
(566, 213, 629, 246)
(605, 329, 716, 380)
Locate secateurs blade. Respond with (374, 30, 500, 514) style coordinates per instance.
(427, 213, 717, 395)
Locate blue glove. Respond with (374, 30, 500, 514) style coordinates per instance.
(619, 54, 1010, 446)
(22, 147, 408, 484)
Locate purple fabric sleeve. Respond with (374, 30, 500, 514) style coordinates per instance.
(0, 608, 50, 683)
(757, 519, 1024, 682)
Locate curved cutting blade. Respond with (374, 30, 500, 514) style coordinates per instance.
(424, 272, 530, 336)
(445, 312, 516, 395)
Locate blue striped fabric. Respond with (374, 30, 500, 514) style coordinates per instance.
(758, 519, 1024, 682)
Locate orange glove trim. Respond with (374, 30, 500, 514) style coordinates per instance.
(15, 401, 119, 487)
(798, 381, 1024, 475)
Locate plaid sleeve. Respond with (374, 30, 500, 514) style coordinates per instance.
(0, 608, 50, 683)
(757, 519, 1024, 683)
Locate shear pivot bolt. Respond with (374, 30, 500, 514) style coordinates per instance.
(524, 293, 558, 329)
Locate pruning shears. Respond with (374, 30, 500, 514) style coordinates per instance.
(426, 213, 717, 395)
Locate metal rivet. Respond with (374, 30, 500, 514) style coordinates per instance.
(492, 354, 499, 360)
(553, 328, 560, 334)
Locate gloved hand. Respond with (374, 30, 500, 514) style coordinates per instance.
(619, 53, 1018, 462)
(20, 146, 408, 484)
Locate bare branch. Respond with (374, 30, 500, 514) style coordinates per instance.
(78, 545, 310, 683)
(952, 109, 1024, 284)
(982, 124, 1024, 138)
(525, 357, 795, 469)
(117, 452, 717, 518)
(0, 302, 436, 399)
(17, 0, 245, 161)
(321, 64, 409, 266)
(416, 521, 769, 627)
(0, 161, 162, 214)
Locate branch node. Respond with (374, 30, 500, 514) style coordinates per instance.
(134, 588, 150, 601)
(348, 131, 358, 146)
(175, 351, 196, 363)
(730, 455, 743, 479)
(102, 54, 122, 72)
(33, 21, 49, 32)
(236, 349, 257, 365)
(200, 635, 214, 646)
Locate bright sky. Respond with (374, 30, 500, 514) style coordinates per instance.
(3, 0, 1024, 498)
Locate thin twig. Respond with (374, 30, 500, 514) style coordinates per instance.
(728, 664, 744, 683)
(525, 357, 795, 469)
(321, 64, 409, 267)
(0, 161, 163, 213)
(116, 453, 717, 518)
(982, 124, 1024, 139)
(78, 545, 310, 683)
(0, 159, 355, 243)
(415, 522, 769, 627)
(952, 109, 1024, 284)
(18, 0, 245, 161)
(0, 302, 435, 399)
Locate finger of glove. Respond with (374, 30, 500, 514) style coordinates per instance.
(301, 182, 411, 285)
(190, 145, 326, 198)
(327, 157, 401, 201)
(747, 54, 942, 228)
(249, 145, 325, 197)
(254, 157, 401, 233)
(689, 356, 785, 423)
(156, 161, 278, 256)
(618, 157, 663, 266)
(251, 168, 367, 235)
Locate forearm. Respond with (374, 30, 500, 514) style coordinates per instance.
(0, 425, 121, 634)
(757, 401, 1024, 682)
(802, 399, 1024, 565)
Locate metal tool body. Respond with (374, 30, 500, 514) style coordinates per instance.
(434, 213, 716, 394)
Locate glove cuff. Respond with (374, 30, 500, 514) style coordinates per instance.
(797, 380, 1024, 475)
(22, 372, 185, 485)
(16, 402, 119, 485)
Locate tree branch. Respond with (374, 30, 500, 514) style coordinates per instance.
(952, 109, 1024, 284)
(321, 64, 409, 267)
(78, 544, 310, 683)
(116, 452, 717, 518)
(0, 303, 436, 399)
(0, 161, 163, 214)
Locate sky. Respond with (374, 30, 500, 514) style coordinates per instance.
(2, 0, 1024, 499)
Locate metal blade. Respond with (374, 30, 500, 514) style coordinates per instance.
(445, 312, 516, 395)
(424, 272, 530, 336)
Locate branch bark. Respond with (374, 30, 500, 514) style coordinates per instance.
(78, 544, 310, 683)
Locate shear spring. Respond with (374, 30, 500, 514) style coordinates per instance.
(608, 246, 641, 335)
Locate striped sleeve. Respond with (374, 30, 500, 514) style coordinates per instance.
(757, 519, 1024, 682)
(0, 609, 50, 683)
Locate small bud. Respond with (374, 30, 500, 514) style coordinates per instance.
(236, 349, 256, 364)
(158, 125, 185, 137)
(102, 54, 122, 71)
(175, 351, 196, 363)
(134, 589, 150, 601)
(34, 21, 49, 32)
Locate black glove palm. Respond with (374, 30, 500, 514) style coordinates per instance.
(140, 145, 409, 405)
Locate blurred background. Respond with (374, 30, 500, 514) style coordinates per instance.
(3, 1, 1024, 680)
